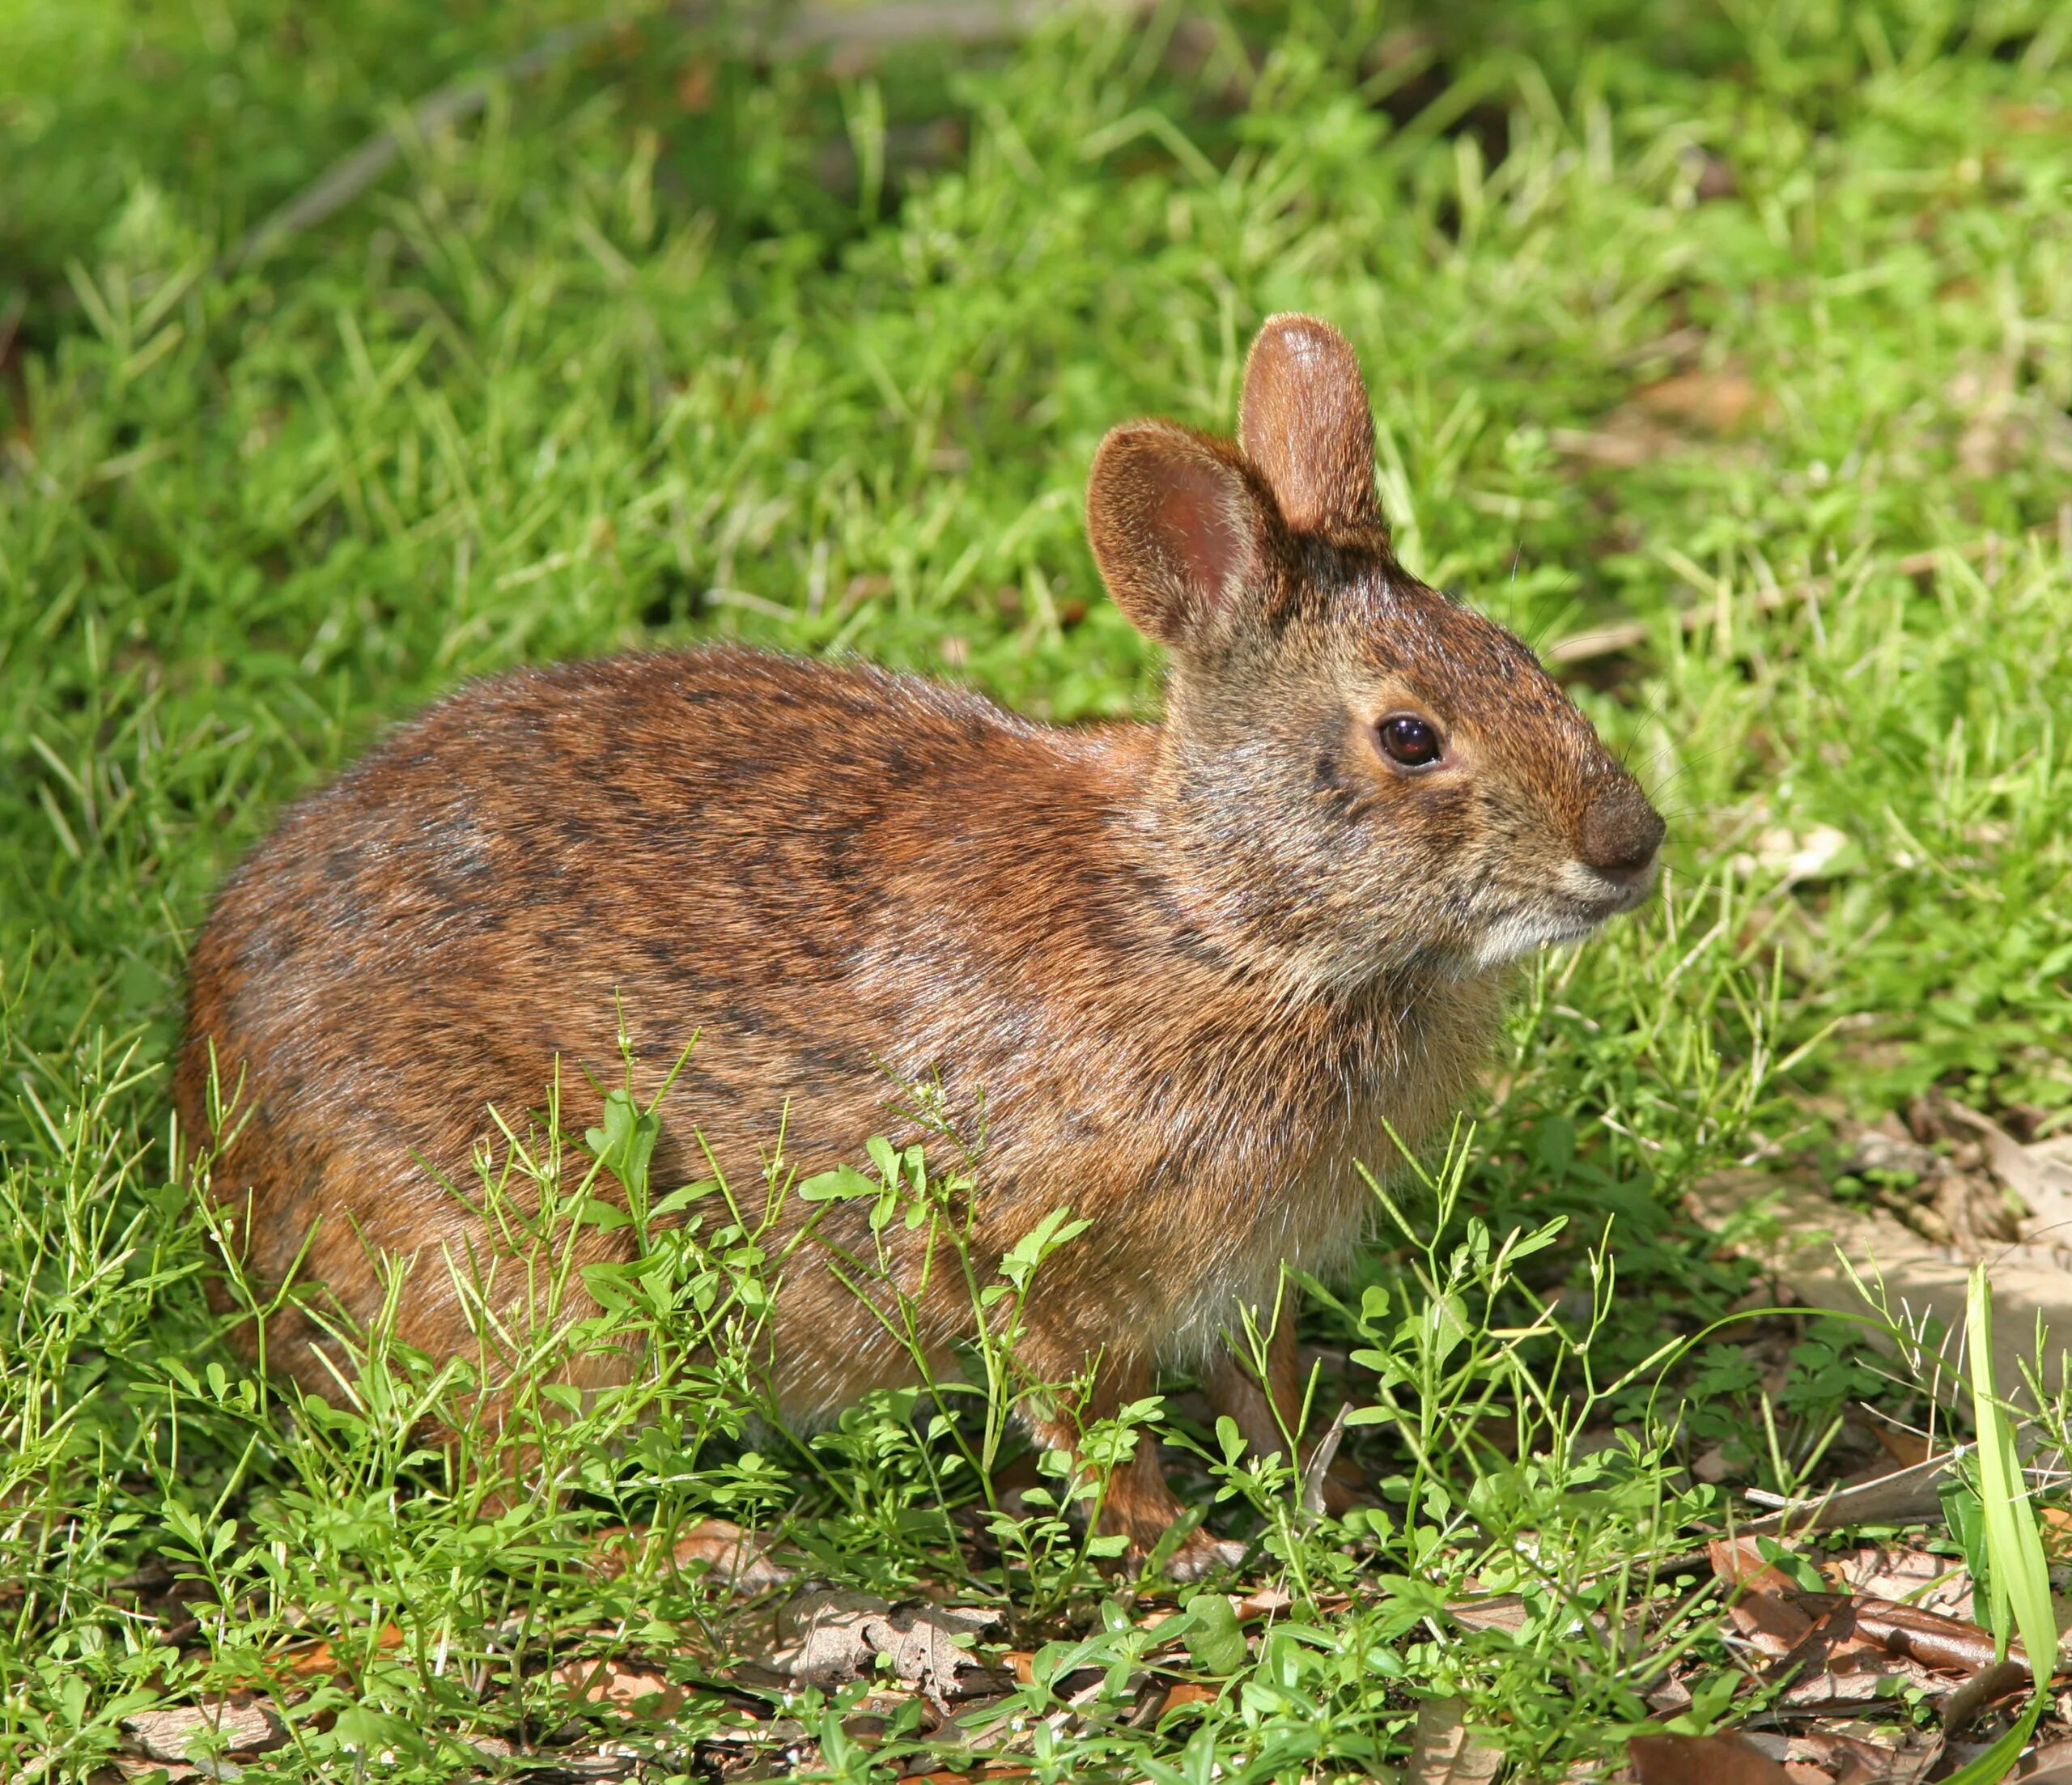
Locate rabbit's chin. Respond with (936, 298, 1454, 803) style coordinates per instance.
(1466, 912, 1602, 971)
(1459, 898, 1632, 971)
(1452, 860, 1660, 971)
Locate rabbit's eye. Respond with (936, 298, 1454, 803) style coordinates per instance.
(1378, 713, 1443, 769)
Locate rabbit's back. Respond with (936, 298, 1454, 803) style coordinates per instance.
(180, 648, 1497, 1411)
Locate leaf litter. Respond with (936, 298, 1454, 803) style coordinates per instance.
(1667, 1093, 2072, 1779)
(1405, 1697, 1504, 1785)
(99, 1505, 2068, 1780)
(103, 1563, 1357, 1782)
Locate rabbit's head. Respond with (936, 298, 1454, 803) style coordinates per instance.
(1088, 314, 1662, 990)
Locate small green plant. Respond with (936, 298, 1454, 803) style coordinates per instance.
(788, 1121, 1174, 1619)
(1937, 1269, 2058, 1784)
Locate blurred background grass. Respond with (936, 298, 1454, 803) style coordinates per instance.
(6, 0, 2069, 1116)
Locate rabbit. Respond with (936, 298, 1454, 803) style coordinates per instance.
(175, 315, 1664, 1578)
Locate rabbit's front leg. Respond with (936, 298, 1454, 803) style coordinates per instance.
(1204, 1320, 1361, 1515)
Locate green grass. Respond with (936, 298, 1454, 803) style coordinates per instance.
(5, 0, 2072, 1777)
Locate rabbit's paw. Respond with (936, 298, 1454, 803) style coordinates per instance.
(1157, 1528, 1250, 1583)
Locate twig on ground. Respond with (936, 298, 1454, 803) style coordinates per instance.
(768, 0, 1080, 53)
(1942, 1658, 2033, 1736)
(1547, 516, 2066, 666)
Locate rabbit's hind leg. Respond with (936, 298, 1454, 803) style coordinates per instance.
(1017, 1349, 1247, 1582)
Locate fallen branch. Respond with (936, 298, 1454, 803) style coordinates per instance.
(227, 1, 1144, 271)
(230, 18, 621, 270)
(1734, 1449, 1970, 1536)
(770, 0, 1085, 53)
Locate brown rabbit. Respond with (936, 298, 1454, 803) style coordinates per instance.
(176, 315, 1662, 1576)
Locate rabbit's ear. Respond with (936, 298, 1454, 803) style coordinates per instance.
(1238, 314, 1381, 539)
(1086, 422, 1280, 648)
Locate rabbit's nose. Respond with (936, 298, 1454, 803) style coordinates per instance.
(1578, 792, 1665, 878)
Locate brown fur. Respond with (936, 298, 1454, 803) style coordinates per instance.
(175, 317, 1662, 1571)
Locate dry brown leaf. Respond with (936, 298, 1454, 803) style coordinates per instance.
(1999, 101, 2072, 134)
(674, 55, 717, 113)
(1870, 1424, 1934, 1468)
(1931, 1166, 2023, 1256)
(2015, 1736, 2072, 1783)
(1747, 1590, 2009, 1727)
(1944, 362, 2072, 481)
(1726, 1592, 1817, 1654)
(1731, 823, 1850, 886)
(1631, 368, 1764, 431)
(1299, 1403, 1349, 1516)
(1843, 1120, 1941, 1183)
(1685, 1169, 2072, 1404)
(1777, 1728, 1915, 1785)
(278, 1621, 403, 1679)
(1405, 1697, 1503, 1785)
(550, 1655, 686, 1715)
(1778, 1647, 1945, 1709)
(1768, 1588, 2004, 1673)
(771, 1591, 1000, 1700)
(1709, 1536, 1800, 1595)
(1628, 1732, 1794, 1785)
(2042, 1507, 2072, 1560)
(1709, 1537, 1816, 1651)
(1140, 1586, 1298, 1635)
(1446, 1595, 1531, 1634)
(1851, 1594, 2006, 1673)
(1942, 1658, 2033, 1737)
(1822, 1545, 1973, 1621)
(1232, 1586, 1297, 1621)
(1554, 367, 1766, 470)
(589, 1516, 793, 1593)
(1548, 423, 1666, 470)
(121, 1702, 288, 1763)
(1161, 1681, 1221, 1709)
(906, 1770, 1034, 1785)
